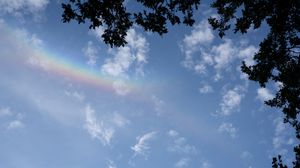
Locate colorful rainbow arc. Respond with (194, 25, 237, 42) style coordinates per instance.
(29, 48, 141, 93)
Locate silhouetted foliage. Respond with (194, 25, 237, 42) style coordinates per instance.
(61, 0, 300, 166)
(209, 0, 299, 167)
(62, 0, 200, 47)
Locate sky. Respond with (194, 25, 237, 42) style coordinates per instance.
(0, 1, 297, 168)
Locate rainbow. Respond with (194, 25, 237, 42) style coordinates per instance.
(2, 21, 143, 94)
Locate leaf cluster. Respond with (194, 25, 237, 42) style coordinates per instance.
(209, 0, 300, 167)
(62, 0, 200, 47)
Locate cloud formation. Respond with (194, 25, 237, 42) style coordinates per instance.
(175, 158, 190, 168)
(84, 105, 129, 146)
(0, 0, 49, 17)
(218, 122, 238, 138)
(257, 88, 274, 102)
(0, 107, 12, 117)
(82, 41, 99, 66)
(167, 130, 196, 154)
(180, 20, 257, 80)
(199, 84, 214, 94)
(101, 28, 149, 77)
(131, 131, 157, 157)
(217, 86, 245, 116)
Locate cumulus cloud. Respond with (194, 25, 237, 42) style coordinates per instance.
(82, 41, 99, 66)
(101, 28, 149, 77)
(217, 86, 245, 116)
(257, 88, 274, 102)
(180, 19, 258, 80)
(175, 158, 190, 168)
(167, 130, 196, 154)
(181, 20, 214, 69)
(131, 131, 157, 157)
(218, 122, 238, 138)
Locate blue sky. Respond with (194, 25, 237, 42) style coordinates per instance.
(0, 1, 297, 168)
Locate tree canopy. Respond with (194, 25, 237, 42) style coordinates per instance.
(61, 0, 300, 167)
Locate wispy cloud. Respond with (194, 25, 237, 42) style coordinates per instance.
(0, 106, 12, 117)
(106, 159, 117, 168)
(82, 41, 99, 67)
(84, 105, 115, 146)
(7, 120, 24, 129)
(64, 90, 85, 102)
(218, 122, 238, 138)
(7, 113, 25, 130)
(131, 131, 157, 157)
(167, 130, 196, 154)
(200, 161, 212, 168)
(84, 105, 130, 146)
(199, 84, 214, 94)
(151, 95, 165, 115)
(175, 158, 190, 168)
(0, 0, 49, 19)
(271, 117, 295, 156)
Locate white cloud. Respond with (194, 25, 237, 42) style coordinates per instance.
(82, 41, 99, 66)
(84, 105, 114, 146)
(167, 130, 196, 154)
(91, 26, 104, 40)
(218, 122, 238, 138)
(200, 161, 212, 168)
(64, 90, 85, 102)
(107, 159, 117, 168)
(7, 113, 25, 129)
(199, 84, 214, 94)
(272, 117, 295, 156)
(102, 46, 133, 77)
(181, 20, 214, 69)
(257, 88, 274, 102)
(241, 151, 252, 160)
(0, 0, 49, 17)
(131, 131, 157, 157)
(238, 45, 257, 66)
(180, 20, 258, 81)
(175, 158, 190, 168)
(218, 86, 245, 116)
(7, 120, 24, 129)
(101, 28, 149, 77)
(212, 39, 235, 70)
(168, 129, 179, 137)
(151, 95, 165, 115)
(113, 80, 130, 96)
(112, 112, 130, 128)
(0, 107, 12, 117)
